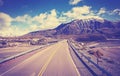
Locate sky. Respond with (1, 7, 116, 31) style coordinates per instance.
(0, 0, 120, 36)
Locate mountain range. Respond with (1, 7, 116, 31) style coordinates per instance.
(23, 18, 120, 41)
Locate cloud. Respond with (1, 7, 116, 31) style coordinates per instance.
(0, 9, 60, 36)
(0, 12, 12, 30)
(64, 5, 91, 16)
(98, 8, 106, 15)
(63, 5, 103, 20)
(69, 0, 82, 5)
(0, 13, 28, 36)
(34, 13, 47, 23)
(3, 6, 120, 37)
(0, 6, 104, 36)
(112, 9, 120, 15)
(33, 9, 60, 29)
(14, 14, 32, 22)
(0, 26, 30, 37)
(0, 13, 31, 36)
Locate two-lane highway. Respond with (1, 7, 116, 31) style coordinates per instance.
(0, 40, 80, 76)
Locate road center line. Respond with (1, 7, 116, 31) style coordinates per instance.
(0, 44, 56, 76)
(37, 47, 59, 76)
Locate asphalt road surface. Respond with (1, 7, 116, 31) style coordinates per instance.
(0, 40, 80, 76)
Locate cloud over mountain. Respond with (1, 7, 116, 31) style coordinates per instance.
(112, 9, 120, 15)
(98, 8, 106, 15)
(0, 5, 120, 36)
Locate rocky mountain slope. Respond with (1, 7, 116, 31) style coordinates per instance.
(55, 18, 118, 34)
(24, 18, 120, 40)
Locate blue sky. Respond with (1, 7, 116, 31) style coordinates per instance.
(0, 0, 120, 36)
(0, 0, 120, 17)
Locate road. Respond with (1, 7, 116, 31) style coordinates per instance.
(0, 40, 80, 76)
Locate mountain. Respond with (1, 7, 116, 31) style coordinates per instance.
(24, 18, 120, 40)
(24, 29, 56, 38)
(55, 18, 115, 34)
(55, 18, 120, 39)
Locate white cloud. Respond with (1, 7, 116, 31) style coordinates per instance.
(0, 9, 61, 36)
(106, 9, 120, 16)
(0, 26, 30, 37)
(0, 13, 31, 36)
(63, 5, 103, 20)
(14, 14, 31, 22)
(0, 6, 108, 37)
(30, 24, 38, 31)
(0, 12, 13, 30)
(64, 6, 91, 19)
(98, 8, 106, 15)
(33, 9, 60, 29)
(112, 9, 120, 15)
(69, 0, 82, 5)
(34, 13, 47, 23)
